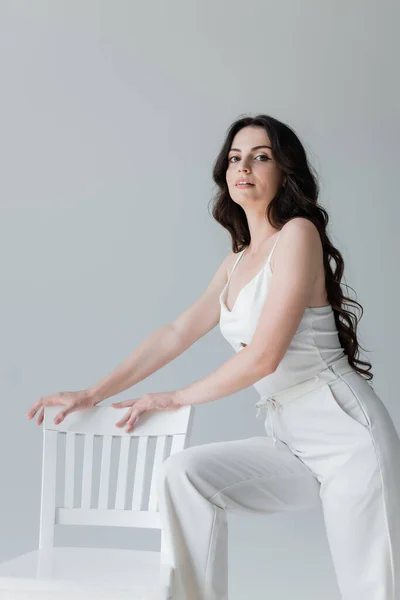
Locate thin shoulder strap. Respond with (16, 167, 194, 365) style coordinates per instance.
(266, 233, 281, 266)
(227, 248, 246, 282)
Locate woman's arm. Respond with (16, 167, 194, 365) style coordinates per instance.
(175, 219, 321, 407)
(86, 252, 232, 405)
(87, 323, 187, 405)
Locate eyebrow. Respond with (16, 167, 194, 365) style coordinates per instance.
(228, 145, 271, 153)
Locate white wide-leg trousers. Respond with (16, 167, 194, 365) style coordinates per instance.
(157, 357, 400, 600)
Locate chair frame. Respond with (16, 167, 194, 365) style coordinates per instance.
(1, 403, 194, 598)
(40, 403, 194, 543)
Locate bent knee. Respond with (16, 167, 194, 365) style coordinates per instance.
(157, 444, 213, 485)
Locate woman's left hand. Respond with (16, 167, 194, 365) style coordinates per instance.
(112, 390, 182, 433)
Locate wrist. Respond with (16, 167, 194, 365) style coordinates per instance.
(85, 387, 103, 407)
(174, 388, 190, 407)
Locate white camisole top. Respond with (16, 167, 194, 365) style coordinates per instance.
(218, 233, 346, 398)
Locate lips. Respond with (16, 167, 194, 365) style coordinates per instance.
(236, 181, 254, 186)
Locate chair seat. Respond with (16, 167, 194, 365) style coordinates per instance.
(0, 546, 173, 600)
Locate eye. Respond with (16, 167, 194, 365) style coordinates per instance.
(228, 154, 270, 163)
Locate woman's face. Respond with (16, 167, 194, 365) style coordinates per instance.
(226, 125, 284, 207)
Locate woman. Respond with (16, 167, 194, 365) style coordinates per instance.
(27, 115, 400, 600)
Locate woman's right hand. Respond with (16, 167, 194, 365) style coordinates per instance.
(26, 390, 95, 426)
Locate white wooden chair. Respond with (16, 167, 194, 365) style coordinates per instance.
(0, 404, 194, 600)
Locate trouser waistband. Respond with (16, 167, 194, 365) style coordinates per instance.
(255, 355, 354, 447)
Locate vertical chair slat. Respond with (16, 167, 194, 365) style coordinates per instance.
(131, 436, 150, 511)
(38, 429, 58, 549)
(169, 434, 187, 456)
(98, 435, 112, 509)
(81, 433, 94, 509)
(148, 435, 168, 512)
(115, 436, 131, 509)
(64, 433, 75, 508)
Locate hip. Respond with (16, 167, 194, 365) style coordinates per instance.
(255, 355, 400, 461)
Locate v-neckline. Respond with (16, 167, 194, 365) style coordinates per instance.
(220, 236, 280, 314)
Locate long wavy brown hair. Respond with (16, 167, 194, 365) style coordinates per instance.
(209, 114, 374, 383)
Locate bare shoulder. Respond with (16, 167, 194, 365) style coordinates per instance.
(281, 216, 320, 237)
(224, 249, 241, 280)
(170, 248, 238, 343)
(271, 218, 322, 271)
(278, 217, 321, 250)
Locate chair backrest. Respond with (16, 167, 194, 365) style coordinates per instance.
(39, 404, 194, 549)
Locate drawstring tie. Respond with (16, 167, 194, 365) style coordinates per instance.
(255, 396, 283, 448)
(255, 375, 320, 448)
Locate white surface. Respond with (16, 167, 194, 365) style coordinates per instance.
(0, 546, 171, 599)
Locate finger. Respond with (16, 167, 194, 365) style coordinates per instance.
(37, 408, 45, 426)
(112, 400, 135, 408)
(126, 413, 141, 433)
(26, 399, 44, 419)
(27, 396, 62, 419)
(53, 405, 75, 425)
(115, 409, 133, 428)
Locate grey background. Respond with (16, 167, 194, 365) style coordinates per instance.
(1, 1, 399, 598)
